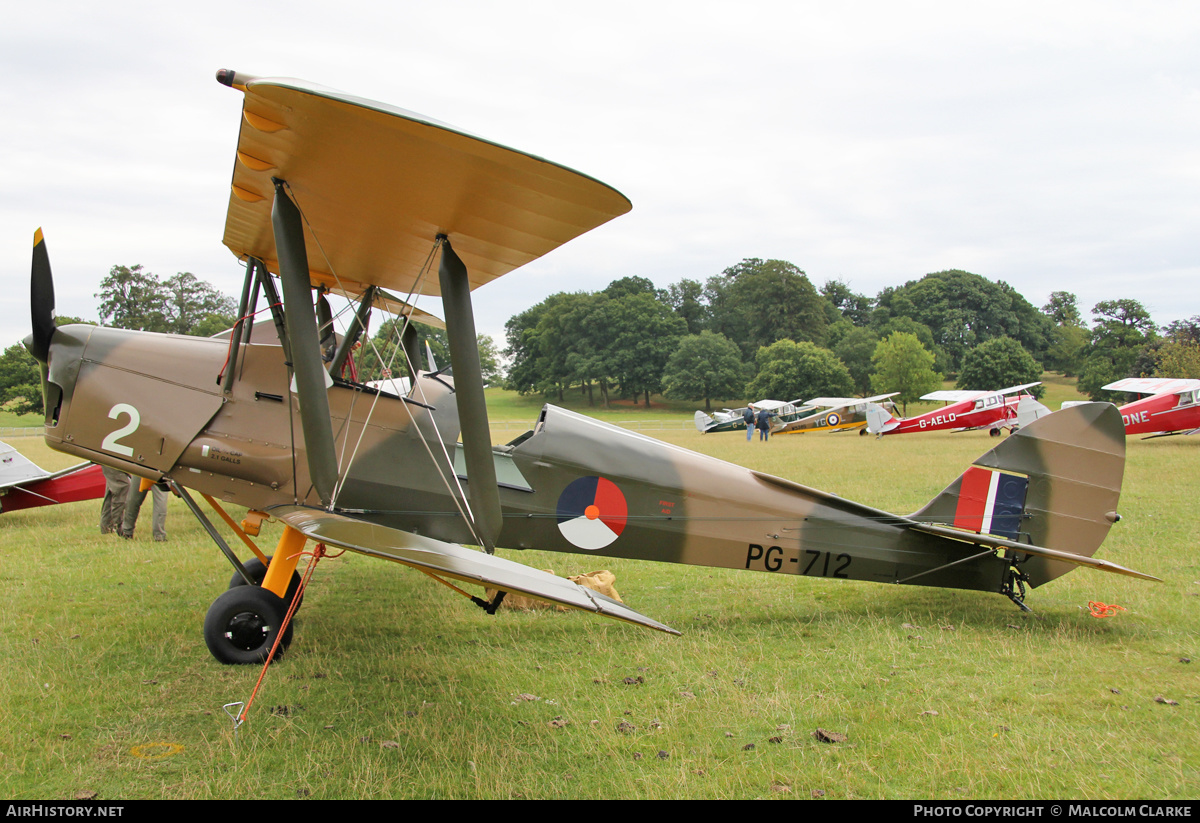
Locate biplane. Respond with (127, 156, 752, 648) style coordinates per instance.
(865, 383, 1050, 438)
(772, 394, 898, 435)
(1102, 378, 1200, 438)
(0, 440, 105, 514)
(25, 71, 1155, 665)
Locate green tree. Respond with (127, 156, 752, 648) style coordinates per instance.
(874, 316, 946, 374)
(870, 332, 941, 415)
(96, 264, 168, 331)
(1041, 291, 1087, 375)
(96, 265, 236, 335)
(1077, 299, 1158, 400)
(745, 340, 853, 402)
(956, 337, 1044, 398)
(662, 331, 747, 411)
(0, 343, 43, 417)
(1043, 291, 1083, 326)
(162, 272, 236, 335)
(0, 317, 93, 417)
(707, 258, 830, 358)
(664, 279, 708, 335)
(833, 326, 880, 396)
(821, 279, 873, 326)
(1162, 316, 1200, 344)
(597, 292, 687, 405)
(1155, 341, 1200, 379)
(872, 270, 1050, 371)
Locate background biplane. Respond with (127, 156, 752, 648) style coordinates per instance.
(0, 440, 104, 514)
(24, 71, 1154, 665)
(865, 383, 1050, 438)
(693, 399, 807, 434)
(1101, 377, 1200, 438)
(772, 394, 898, 435)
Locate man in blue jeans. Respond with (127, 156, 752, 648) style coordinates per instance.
(743, 406, 755, 441)
(756, 407, 772, 441)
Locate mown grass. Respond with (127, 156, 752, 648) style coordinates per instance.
(0, 390, 1196, 800)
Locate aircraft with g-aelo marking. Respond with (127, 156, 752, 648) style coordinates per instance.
(866, 383, 1050, 438)
(23, 70, 1157, 665)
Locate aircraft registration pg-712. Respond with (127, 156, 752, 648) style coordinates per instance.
(24, 70, 1157, 666)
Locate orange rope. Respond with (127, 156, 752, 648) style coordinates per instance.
(239, 543, 328, 723)
(1088, 601, 1127, 618)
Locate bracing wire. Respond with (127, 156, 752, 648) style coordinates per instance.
(276, 183, 485, 547)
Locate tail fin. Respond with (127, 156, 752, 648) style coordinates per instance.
(1015, 396, 1051, 428)
(865, 403, 897, 434)
(913, 403, 1125, 587)
(694, 410, 714, 433)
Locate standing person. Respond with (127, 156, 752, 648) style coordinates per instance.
(756, 406, 772, 442)
(743, 406, 756, 442)
(99, 466, 130, 535)
(121, 478, 169, 542)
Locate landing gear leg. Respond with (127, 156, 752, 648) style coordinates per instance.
(1001, 567, 1032, 612)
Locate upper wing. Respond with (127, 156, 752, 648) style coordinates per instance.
(1104, 378, 1200, 396)
(922, 383, 1040, 403)
(218, 71, 632, 297)
(803, 392, 899, 410)
(269, 505, 679, 636)
(922, 390, 987, 402)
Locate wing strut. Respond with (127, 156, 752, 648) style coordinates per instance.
(329, 285, 375, 377)
(437, 235, 502, 553)
(222, 257, 263, 393)
(271, 178, 339, 507)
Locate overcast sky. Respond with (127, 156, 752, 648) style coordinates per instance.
(4, 1, 1198, 352)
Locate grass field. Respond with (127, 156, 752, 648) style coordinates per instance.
(0, 386, 1196, 800)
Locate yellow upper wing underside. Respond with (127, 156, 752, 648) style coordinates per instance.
(220, 73, 632, 297)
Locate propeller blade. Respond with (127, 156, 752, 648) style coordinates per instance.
(29, 228, 56, 364)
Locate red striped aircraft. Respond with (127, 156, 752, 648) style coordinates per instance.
(865, 383, 1050, 438)
(1102, 378, 1200, 438)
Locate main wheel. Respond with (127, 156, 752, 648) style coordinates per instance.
(204, 586, 294, 665)
(989, 427, 1002, 437)
(229, 556, 303, 610)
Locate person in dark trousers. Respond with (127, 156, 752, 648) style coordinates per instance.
(122, 478, 169, 541)
(99, 466, 130, 534)
(756, 407, 772, 441)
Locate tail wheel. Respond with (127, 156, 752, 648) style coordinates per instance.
(204, 586, 294, 665)
(229, 556, 303, 611)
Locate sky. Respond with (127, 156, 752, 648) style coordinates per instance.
(3, 1, 1198, 353)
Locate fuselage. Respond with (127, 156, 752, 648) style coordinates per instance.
(38, 323, 1024, 595)
(1116, 390, 1200, 435)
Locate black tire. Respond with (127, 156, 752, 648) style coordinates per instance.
(229, 556, 303, 610)
(989, 428, 1002, 437)
(858, 427, 868, 436)
(204, 586, 294, 665)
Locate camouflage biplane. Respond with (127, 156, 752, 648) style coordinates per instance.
(25, 71, 1154, 664)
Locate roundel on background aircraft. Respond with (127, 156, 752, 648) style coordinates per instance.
(556, 476, 628, 550)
